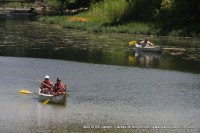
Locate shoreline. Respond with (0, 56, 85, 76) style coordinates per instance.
(1, 7, 200, 39)
(0, 8, 38, 18)
(38, 16, 200, 39)
(31, 17, 200, 41)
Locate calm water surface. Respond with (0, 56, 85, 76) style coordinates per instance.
(0, 20, 200, 73)
(0, 20, 200, 133)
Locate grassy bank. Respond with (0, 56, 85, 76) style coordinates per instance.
(38, 0, 200, 37)
(39, 16, 160, 35)
(38, 0, 160, 35)
(39, 15, 200, 37)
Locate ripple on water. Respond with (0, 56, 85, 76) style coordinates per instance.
(0, 57, 199, 132)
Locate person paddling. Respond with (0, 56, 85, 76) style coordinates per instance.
(52, 78, 66, 96)
(40, 75, 54, 94)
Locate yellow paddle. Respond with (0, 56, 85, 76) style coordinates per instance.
(43, 98, 51, 104)
(43, 87, 69, 105)
(129, 40, 136, 45)
(19, 89, 33, 94)
(42, 87, 64, 105)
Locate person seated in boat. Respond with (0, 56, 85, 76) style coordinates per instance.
(140, 39, 154, 47)
(52, 78, 66, 96)
(40, 75, 54, 94)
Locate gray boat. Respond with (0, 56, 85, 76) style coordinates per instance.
(135, 43, 162, 53)
(38, 90, 67, 104)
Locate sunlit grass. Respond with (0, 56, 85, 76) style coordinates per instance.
(80, 0, 127, 22)
(38, 16, 159, 35)
(38, 0, 199, 37)
(38, 0, 161, 35)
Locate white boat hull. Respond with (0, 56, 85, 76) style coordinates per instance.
(38, 90, 67, 104)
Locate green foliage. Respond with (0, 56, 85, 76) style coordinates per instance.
(45, 0, 61, 10)
(161, 0, 175, 11)
(158, 0, 176, 23)
(38, 16, 159, 35)
(135, 0, 161, 21)
(120, 0, 162, 21)
(39, 0, 200, 37)
(45, 0, 68, 10)
(87, 0, 127, 22)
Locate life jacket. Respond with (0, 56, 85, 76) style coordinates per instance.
(54, 83, 64, 93)
(42, 80, 53, 90)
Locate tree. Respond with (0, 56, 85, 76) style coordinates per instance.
(44, 0, 69, 11)
(174, 0, 200, 24)
(121, 0, 162, 22)
(75, 0, 102, 7)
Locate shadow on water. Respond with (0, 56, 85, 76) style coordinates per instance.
(0, 19, 200, 73)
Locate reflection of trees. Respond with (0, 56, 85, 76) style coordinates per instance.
(1, 20, 128, 64)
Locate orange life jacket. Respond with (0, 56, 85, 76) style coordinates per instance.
(53, 82, 64, 93)
(42, 80, 53, 90)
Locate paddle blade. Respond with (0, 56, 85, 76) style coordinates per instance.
(20, 89, 33, 94)
(43, 99, 50, 105)
(129, 41, 136, 45)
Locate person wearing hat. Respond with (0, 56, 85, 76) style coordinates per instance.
(52, 78, 66, 96)
(40, 75, 54, 94)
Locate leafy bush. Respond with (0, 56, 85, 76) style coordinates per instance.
(87, 0, 127, 22)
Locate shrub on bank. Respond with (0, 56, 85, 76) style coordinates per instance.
(38, 0, 200, 37)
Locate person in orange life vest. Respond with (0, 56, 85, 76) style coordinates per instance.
(40, 75, 54, 94)
(53, 78, 66, 95)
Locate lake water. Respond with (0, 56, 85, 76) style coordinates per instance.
(0, 19, 200, 133)
(0, 20, 200, 73)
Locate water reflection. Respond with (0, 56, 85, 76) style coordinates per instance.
(0, 19, 200, 73)
(134, 51, 161, 68)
